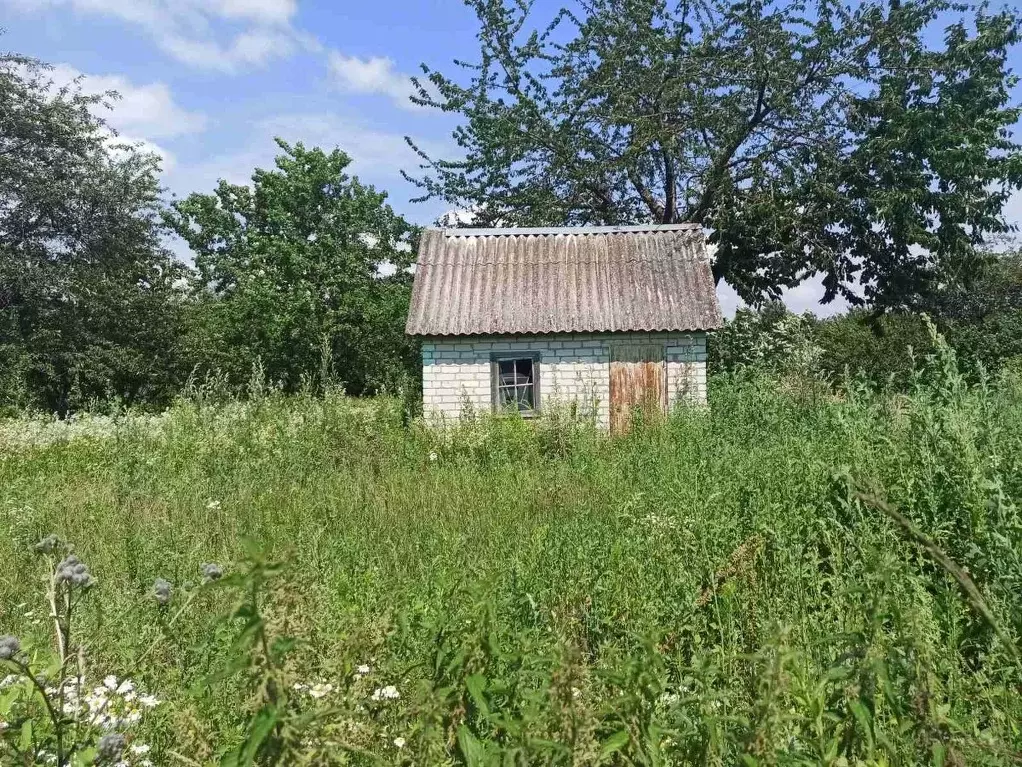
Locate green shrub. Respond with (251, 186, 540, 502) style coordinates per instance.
(815, 309, 936, 388)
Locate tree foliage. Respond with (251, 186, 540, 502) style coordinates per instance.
(407, 0, 1022, 309)
(165, 140, 418, 395)
(0, 54, 184, 413)
(928, 247, 1022, 372)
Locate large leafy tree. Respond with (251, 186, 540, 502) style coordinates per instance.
(406, 0, 1022, 309)
(0, 54, 185, 413)
(165, 140, 418, 395)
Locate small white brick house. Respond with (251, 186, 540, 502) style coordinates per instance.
(405, 225, 723, 432)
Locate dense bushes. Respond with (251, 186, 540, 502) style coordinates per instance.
(165, 140, 419, 399)
(711, 251, 1022, 389)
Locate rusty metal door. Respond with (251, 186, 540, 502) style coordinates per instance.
(609, 344, 667, 434)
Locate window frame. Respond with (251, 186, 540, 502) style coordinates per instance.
(490, 351, 542, 417)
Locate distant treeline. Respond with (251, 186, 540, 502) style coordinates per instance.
(1, 55, 418, 416)
(4, 39, 1022, 416)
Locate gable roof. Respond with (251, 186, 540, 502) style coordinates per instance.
(405, 224, 723, 337)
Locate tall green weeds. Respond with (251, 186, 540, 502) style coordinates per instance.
(2, 347, 1022, 764)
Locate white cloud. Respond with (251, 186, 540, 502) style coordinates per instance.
(35, 64, 207, 172)
(5, 0, 302, 71)
(160, 30, 297, 72)
(328, 52, 418, 110)
(47, 64, 207, 139)
(107, 135, 178, 171)
(166, 113, 444, 196)
(716, 275, 848, 318)
(14, 0, 297, 24)
(212, 0, 297, 24)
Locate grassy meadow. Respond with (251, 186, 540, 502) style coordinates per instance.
(2, 352, 1022, 764)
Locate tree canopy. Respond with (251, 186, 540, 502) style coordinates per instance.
(165, 140, 418, 395)
(406, 0, 1022, 310)
(0, 54, 184, 413)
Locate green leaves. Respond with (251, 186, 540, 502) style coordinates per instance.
(456, 725, 493, 767)
(0, 52, 186, 413)
(224, 703, 283, 767)
(598, 729, 630, 760)
(409, 0, 1022, 310)
(165, 140, 419, 396)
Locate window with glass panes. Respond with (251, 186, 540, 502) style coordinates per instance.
(491, 353, 540, 414)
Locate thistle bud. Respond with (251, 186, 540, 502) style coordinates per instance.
(97, 732, 126, 761)
(153, 578, 172, 606)
(56, 555, 95, 589)
(34, 534, 60, 554)
(0, 635, 20, 661)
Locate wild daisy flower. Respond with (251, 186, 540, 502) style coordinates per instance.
(308, 682, 334, 699)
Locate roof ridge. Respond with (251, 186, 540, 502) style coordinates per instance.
(440, 224, 702, 237)
(417, 257, 711, 266)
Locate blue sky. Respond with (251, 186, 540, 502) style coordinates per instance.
(2, 0, 477, 224)
(4, 0, 1022, 314)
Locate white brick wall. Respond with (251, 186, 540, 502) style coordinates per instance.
(421, 332, 708, 426)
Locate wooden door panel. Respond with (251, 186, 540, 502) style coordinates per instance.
(609, 344, 666, 434)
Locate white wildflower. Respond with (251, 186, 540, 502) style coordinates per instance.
(308, 682, 334, 699)
(131, 744, 151, 755)
(103, 675, 119, 690)
(206, 499, 221, 510)
(356, 664, 371, 676)
(138, 694, 160, 708)
(393, 737, 406, 749)
(371, 685, 400, 701)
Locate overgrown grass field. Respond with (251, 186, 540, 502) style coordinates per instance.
(2, 351, 1022, 764)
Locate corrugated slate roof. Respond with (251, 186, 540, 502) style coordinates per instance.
(406, 224, 723, 336)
